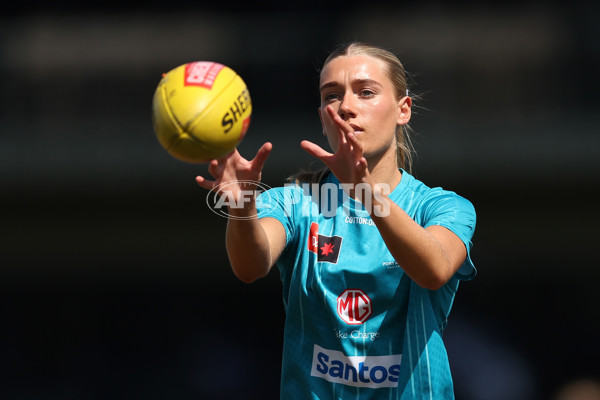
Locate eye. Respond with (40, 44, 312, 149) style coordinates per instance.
(323, 92, 341, 102)
(359, 89, 375, 98)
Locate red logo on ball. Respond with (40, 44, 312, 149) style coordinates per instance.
(337, 289, 372, 325)
(240, 116, 251, 138)
(184, 62, 224, 89)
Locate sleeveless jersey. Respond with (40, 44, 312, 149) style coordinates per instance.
(256, 170, 476, 399)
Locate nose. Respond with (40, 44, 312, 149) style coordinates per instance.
(338, 93, 357, 120)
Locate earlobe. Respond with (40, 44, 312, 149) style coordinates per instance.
(397, 96, 412, 126)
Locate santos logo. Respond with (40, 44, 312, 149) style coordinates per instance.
(311, 344, 402, 388)
(337, 289, 372, 325)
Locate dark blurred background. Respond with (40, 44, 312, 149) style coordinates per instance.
(1, 1, 599, 399)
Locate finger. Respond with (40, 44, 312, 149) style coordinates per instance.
(325, 105, 353, 132)
(326, 105, 350, 145)
(217, 147, 238, 164)
(357, 157, 368, 173)
(196, 175, 216, 190)
(346, 131, 363, 158)
(326, 104, 357, 135)
(250, 142, 273, 172)
(300, 140, 333, 162)
(207, 159, 221, 177)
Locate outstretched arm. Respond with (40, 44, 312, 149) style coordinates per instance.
(301, 106, 467, 290)
(196, 144, 286, 283)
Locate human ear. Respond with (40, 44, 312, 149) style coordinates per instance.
(396, 96, 412, 126)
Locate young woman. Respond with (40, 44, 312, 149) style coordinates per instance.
(196, 42, 477, 399)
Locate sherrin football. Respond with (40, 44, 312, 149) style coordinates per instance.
(152, 61, 252, 163)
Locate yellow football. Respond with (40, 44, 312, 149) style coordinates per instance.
(152, 61, 252, 163)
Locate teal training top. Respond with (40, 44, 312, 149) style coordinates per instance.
(256, 170, 476, 400)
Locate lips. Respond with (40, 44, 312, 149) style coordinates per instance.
(349, 123, 363, 134)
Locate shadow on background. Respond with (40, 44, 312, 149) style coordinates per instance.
(1, 1, 599, 399)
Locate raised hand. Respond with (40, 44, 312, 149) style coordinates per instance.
(300, 105, 372, 188)
(196, 142, 272, 207)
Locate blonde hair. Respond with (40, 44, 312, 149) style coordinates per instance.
(289, 42, 416, 184)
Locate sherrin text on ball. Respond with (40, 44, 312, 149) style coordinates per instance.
(152, 61, 252, 163)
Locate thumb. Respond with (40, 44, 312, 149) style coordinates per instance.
(300, 140, 332, 162)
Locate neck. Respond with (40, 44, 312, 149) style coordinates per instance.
(365, 148, 402, 191)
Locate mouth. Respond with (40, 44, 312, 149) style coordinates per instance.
(349, 124, 363, 134)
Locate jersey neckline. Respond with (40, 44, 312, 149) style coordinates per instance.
(323, 169, 412, 212)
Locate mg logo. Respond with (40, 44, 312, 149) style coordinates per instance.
(337, 289, 372, 325)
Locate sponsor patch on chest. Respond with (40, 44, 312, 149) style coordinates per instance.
(310, 344, 402, 388)
(308, 222, 343, 263)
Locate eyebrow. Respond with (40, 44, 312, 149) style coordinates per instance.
(319, 78, 382, 92)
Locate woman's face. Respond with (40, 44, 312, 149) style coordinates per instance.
(318, 54, 410, 163)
